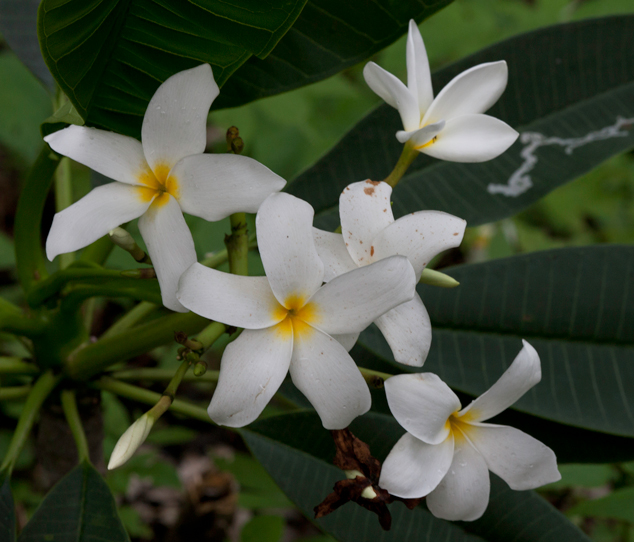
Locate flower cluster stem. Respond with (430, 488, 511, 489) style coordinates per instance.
(101, 301, 158, 340)
(359, 367, 393, 389)
(195, 321, 227, 350)
(0, 370, 61, 475)
(382, 144, 419, 189)
(60, 389, 90, 462)
(110, 367, 219, 383)
(95, 377, 212, 424)
(226, 213, 249, 276)
(54, 157, 75, 269)
(0, 298, 45, 337)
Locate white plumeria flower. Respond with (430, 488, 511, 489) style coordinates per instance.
(44, 64, 285, 312)
(363, 19, 518, 162)
(177, 192, 417, 429)
(379, 340, 560, 521)
(313, 180, 465, 366)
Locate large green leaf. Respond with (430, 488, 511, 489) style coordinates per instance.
(213, 0, 454, 109)
(289, 16, 634, 229)
(567, 487, 634, 523)
(18, 460, 129, 542)
(38, 0, 308, 137)
(0, 477, 15, 542)
(243, 411, 590, 542)
(358, 245, 634, 438)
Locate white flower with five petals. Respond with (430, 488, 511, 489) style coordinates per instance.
(378, 340, 560, 521)
(44, 64, 285, 311)
(314, 180, 466, 366)
(364, 20, 518, 162)
(177, 192, 417, 429)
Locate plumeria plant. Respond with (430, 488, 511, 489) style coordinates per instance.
(1, 2, 633, 541)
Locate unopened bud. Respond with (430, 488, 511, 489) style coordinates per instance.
(193, 360, 208, 377)
(419, 268, 459, 288)
(226, 126, 244, 154)
(344, 469, 378, 500)
(230, 137, 244, 154)
(185, 351, 199, 363)
(108, 413, 154, 469)
(109, 228, 152, 265)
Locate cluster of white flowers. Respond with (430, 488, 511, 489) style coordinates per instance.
(46, 21, 559, 522)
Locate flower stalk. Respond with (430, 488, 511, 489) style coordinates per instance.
(381, 144, 419, 188)
(60, 389, 90, 462)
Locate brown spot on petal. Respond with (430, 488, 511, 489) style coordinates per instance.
(364, 187, 374, 195)
(366, 180, 380, 186)
(453, 232, 459, 236)
(370, 246, 374, 257)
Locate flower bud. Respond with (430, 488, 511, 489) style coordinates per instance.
(108, 412, 154, 470)
(109, 227, 152, 264)
(419, 268, 459, 288)
(193, 360, 208, 377)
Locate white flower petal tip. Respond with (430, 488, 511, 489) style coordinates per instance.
(458, 340, 542, 423)
(108, 413, 154, 470)
(385, 373, 460, 444)
(406, 20, 433, 113)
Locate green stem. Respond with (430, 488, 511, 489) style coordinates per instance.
(200, 234, 257, 268)
(27, 267, 144, 307)
(359, 367, 393, 389)
(14, 146, 61, 292)
(60, 389, 90, 462)
(79, 235, 115, 266)
(381, 143, 419, 189)
(95, 377, 211, 424)
(0, 370, 61, 475)
(60, 281, 162, 312)
(226, 213, 249, 276)
(0, 358, 38, 375)
(195, 321, 226, 350)
(66, 312, 208, 380)
(101, 301, 158, 340)
(54, 157, 74, 269)
(0, 298, 45, 337)
(0, 386, 32, 401)
(163, 359, 191, 399)
(110, 367, 219, 383)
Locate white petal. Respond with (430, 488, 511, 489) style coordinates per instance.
(426, 434, 490, 521)
(313, 228, 357, 282)
(385, 373, 461, 444)
(464, 423, 560, 490)
(108, 413, 154, 469)
(208, 327, 292, 427)
(171, 154, 286, 221)
(256, 193, 324, 305)
(406, 20, 433, 113)
(138, 196, 196, 312)
(422, 61, 508, 125)
(374, 294, 431, 367)
(289, 326, 371, 429)
(363, 62, 420, 132)
(142, 64, 218, 172)
(177, 263, 283, 328)
(310, 256, 416, 335)
(396, 120, 444, 145)
(371, 210, 466, 279)
(339, 180, 394, 265)
(45, 125, 148, 185)
(379, 432, 454, 498)
(421, 114, 518, 163)
(330, 332, 359, 352)
(458, 340, 541, 423)
(46, 183, 151, 260)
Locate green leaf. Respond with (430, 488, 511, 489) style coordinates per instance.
(289, 16, 634, 228)
(358, 245, 634, 438)
(242, 411, 590, 542)
(0, 477, 16, 542)
(567, 487, 634, 523)
(38, 0, 308, 137)
(18, 460, 130, 542)
(542, 464, 616, 490)
(40, 100, 85, 139)
(241, 515, 284, 542)
(0, 52, 53, 163)
(213, 0, 454, 109)
(0, 0, 55, 90)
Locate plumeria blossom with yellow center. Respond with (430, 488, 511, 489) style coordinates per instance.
(363, 19, 518, 162)
(176, 192, 417, 429)
(44, 64, 285, 311)
(313, 180, 466, 366)
(378, 340, 560, 521)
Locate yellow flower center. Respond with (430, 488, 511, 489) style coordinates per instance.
(136, 163, 180, 207)
(273, 293, 320, 340)
(445, 410, 476, 443)
(414, 135, 438, 150)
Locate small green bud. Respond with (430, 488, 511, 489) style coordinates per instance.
(193, 360, 208, 377)
(419, 267, 460, 288)
(185, 351, 199, 363)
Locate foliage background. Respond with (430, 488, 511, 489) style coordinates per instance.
(0, 0, 633, 540)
